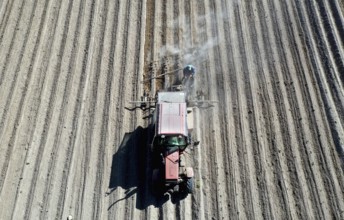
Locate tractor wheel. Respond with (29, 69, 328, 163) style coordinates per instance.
(186, 177, 194, 194)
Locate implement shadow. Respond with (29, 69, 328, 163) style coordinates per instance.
(107, 125, 168, 210)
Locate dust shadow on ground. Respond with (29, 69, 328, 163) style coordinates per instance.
(107, 125, 169, 210)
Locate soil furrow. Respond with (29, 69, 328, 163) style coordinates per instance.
(0, 0, 41, 194)
(298, 0, 344, 165)
(0, 0, 30, 141)
(0, 0, 13, 43)
(320, 0, 344, 84)
(35, 1, 75, 219)
(54, 0, 98, 218)
(328, 1, 344, 47)
(270, 0, 341, 218)
(259, 0, 316, 218)
(278, 0, 344, 217)
(217, 0, 243, 218)
(268, 0, 325, 218)
(244, 1, 290, 218)
(8, 0, 56, 218)
(106, 0, 129, 219)
(0, 0, 25, 87)
(22, 0, 71, 219)
(305, 1, 344, 126)
(75, 0, 109, 218)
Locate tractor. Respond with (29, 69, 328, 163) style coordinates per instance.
(129, 64, 216, 197)
(151, 91, 198, 196)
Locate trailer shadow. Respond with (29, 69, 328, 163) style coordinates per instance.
(107, 125, 169, 211)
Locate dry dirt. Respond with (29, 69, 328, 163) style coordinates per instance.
(1, 0, 344, 219)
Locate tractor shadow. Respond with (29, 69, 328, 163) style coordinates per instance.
(107, 125, 170, 210)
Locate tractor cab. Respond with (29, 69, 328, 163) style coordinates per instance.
(153, 135, 188, 155)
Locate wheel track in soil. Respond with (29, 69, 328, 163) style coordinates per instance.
(191, 2, 209, 219)
(191, 3, 212, 220)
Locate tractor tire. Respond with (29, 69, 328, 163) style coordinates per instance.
(186, 177, 194, 194)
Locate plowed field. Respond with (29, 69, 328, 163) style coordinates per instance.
(1, 0, 344, 219)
